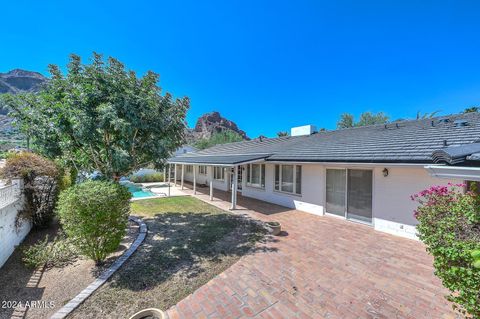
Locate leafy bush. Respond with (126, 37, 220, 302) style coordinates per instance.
(22, 234, 79, 269)
(412, 184, 480, 317)
(0, 152, 60, 228)
(57, 180, 131, 263)
(129, 172, 164, 183)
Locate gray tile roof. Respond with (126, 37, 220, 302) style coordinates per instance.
(169, 112, 480, 165)
(168, 154, 271, 165)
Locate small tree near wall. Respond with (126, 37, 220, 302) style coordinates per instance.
(0, 152, 60, 228)
(412, 184, 480, 317)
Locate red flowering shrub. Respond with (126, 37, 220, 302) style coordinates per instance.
(412, 183, 480, 317)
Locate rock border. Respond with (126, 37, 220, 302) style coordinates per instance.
(50, 216, 147, 319)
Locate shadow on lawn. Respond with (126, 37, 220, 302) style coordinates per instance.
(107, 211, 277, 293)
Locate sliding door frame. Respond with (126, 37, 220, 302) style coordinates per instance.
(324, 166, 375, 225)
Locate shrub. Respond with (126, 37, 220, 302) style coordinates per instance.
(129, 172, 164, 183)
(22, 234, 79, 269)
(412, 184, 480, 317)
(57, 180, 131, 263)
(0, 152, 60, 228)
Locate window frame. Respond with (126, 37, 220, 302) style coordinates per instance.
(213, 166, 225, 181)
(198, 165, 207, 175)
(186, 165, 193, 173)
(246, 163, 266, 189)
(274, 164, 302, 195)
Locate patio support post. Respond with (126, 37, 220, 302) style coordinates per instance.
(231, 165, 238, 210)
(174, 164, 177, 186)
(181, 164, 184, 190)
(193, 165, 197, 195)
(209, 166, 213, 201)
(168, 164, 172, 184)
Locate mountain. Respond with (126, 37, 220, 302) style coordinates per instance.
(0, 69, 48, 116)
(186, 111, 249, 143)
(0, 69, 47, 94)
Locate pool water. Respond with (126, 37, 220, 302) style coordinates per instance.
(122, 182, 156, 198)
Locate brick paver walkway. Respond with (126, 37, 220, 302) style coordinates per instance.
(165, 184, 455, 319)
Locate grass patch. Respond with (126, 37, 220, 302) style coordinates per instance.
(131, 196, 225, 216)
(70, 196, 267, 318)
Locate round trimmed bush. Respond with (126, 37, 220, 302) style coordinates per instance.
(57, 180, 132, 263)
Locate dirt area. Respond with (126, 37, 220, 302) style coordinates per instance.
(0, 219, 138, 319)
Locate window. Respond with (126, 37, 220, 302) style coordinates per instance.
(214, 166, 224, 180)
(274, 164, 302, 194)
(186, 165, 193, 173)
(198, 165, 207, 175)
(246, 164, 265, 188)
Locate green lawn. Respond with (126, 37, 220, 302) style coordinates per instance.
(131, 196, 225, 216)
(70, 196, 266, 318)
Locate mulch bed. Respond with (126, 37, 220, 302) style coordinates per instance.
(0, 219, 138, 319)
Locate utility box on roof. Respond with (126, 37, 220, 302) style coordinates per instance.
(291, 125, 317, 136)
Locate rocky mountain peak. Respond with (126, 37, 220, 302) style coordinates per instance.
(0, 69, 48, 94)
(191, 111, 249, 140)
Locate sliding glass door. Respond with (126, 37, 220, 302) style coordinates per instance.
(325, 168, 373, 224)
(326, 169, 346, 217)
(347, 169, 373, 223)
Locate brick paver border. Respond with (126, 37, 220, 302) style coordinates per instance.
(50, 216, 147, 319)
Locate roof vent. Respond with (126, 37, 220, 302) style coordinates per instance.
(290, 125, 317, 137)
(453, 120, 469, 127)
(438, 118, 451, 124)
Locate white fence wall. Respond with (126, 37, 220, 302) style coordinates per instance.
(0, 180, 30, 268)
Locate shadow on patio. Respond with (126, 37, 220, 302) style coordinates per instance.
(172, 181, 295, 216)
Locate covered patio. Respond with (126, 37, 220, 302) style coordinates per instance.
(165, 153, 270, 210)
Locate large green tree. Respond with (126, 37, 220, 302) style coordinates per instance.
(337, 112, 389, 129)
(2, 53, 189, 179)
(195, 130, 244, 150)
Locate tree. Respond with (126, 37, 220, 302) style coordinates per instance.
(336, 112, 389, 129)
(337, 113, 355, 129)
(357, 112, 389, 126)
(0, 152, 61, 228)
(464, 106, 479, 113)
(2, 53, 189, 180)
(276, 131, 288, 137)
(195, 130, 244, 150)
(416, 110, 441, 119)
(412, 184, 480, 317)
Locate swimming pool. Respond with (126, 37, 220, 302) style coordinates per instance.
(121, 181, 156, 198)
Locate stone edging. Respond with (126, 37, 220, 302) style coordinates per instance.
(50, 216, 147, 319)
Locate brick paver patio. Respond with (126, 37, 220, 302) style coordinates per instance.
(165, 184, 455, 319)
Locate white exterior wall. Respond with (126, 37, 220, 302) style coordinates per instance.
(240, 163, 463, 240)
(241, 164, 325, 215)
(372, 166, 463, 239)
(0, 182, 30, 268)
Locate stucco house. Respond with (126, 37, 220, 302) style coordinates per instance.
(168, 112, 480, 240)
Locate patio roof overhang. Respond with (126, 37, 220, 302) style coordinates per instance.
(167, 153, 271, 166)
(425, 165, 480, 181)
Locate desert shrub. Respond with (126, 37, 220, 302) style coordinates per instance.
(22, 234, 79, 268)
(412, 184, 480, 317)
(57, 180, 131, 263)
(0, 152, 60, 228)
(129, 172, 164, 183)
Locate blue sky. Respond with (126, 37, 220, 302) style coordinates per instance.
(2, 1, 480, 137)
